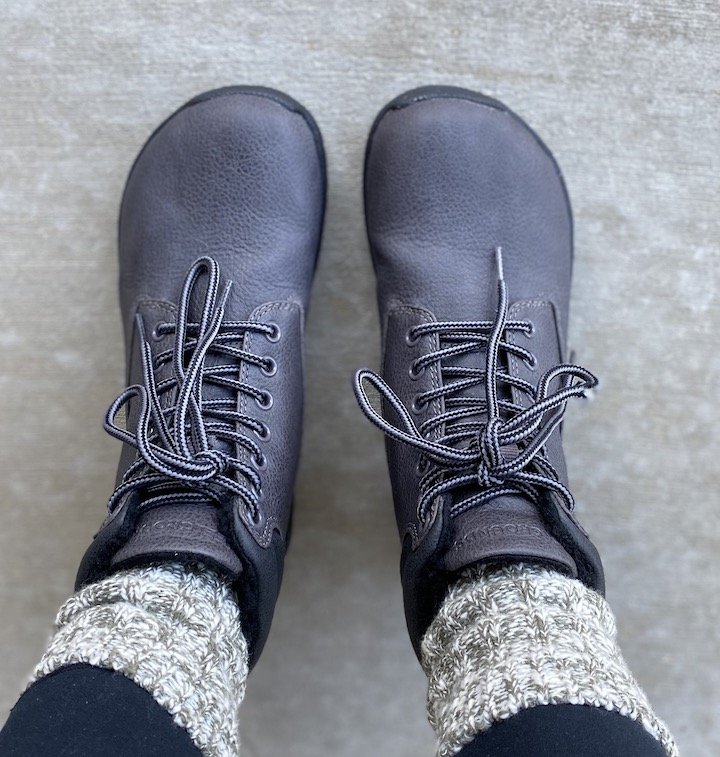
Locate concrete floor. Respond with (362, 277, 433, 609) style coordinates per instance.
(1, 1, 718, 755)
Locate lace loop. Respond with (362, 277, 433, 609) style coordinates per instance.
(104, 257, 276, 520)
(354, 248, 597, 519)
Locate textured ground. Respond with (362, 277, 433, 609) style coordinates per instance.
(1, 2, 718, 755)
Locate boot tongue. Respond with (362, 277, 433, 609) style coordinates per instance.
(439, 313, 515, 433)
(436, 316, 576, 578)
(196, 347, 238, 459)
(440, 348, 575, 577)
(441, 493, 577, 577)
(429, 289, 576, 578)
(181, 284, 247, 461)
(110, 501, 243, 578)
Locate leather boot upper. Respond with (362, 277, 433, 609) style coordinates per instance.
(77, 87, 326, 667)
(356, 87, 604, 658)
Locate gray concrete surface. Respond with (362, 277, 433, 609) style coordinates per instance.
(1, 1, 718, 755)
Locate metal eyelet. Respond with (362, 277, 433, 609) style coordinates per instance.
(265, 323, 281, 343)
(411, 395, 426, 414)
(405, 329, 420, 346)
(261, 357, 277, 377)
(409, 361, 426, 380)
(256, 391, 274, 410)
(254, 424, 271, 441)
(524, 354, 538, 371)
(253, 454, 268, 471)
(525, 321, 535, 338)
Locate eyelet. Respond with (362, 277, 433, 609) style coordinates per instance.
(261, 357, 277, 377)
(525, 321, 535, 338)
(151, 324, 167, 342)
(253, 454, 268, 471)
(524, 355, 538, 371)
(411, 395, 426, 414)
(256, 391, 274, 410)
(254, 424, 271, 441)
(265, 323, 281, 343)
(409, 361, 426, 380)
(405, 329, 420, 347)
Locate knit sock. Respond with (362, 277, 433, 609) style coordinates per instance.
(31, 562, 248, 757)
(421, 563, 678, 757)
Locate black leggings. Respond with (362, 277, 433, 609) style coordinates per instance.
(0, 664, 666, 756)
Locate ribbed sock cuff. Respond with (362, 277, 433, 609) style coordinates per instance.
(32, 562, 248, 757)
(421, 563, 678, 757)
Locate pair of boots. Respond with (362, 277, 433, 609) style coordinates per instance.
(80, 83, 603, 665)
(5, 85, 677, 756)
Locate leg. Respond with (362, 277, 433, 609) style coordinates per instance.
(423, 564, 676, 756)
(1, 565, 242, 756)
(1, 666, 202, 757)
(455, 705, 667, 757)
(1, 85, 325, 754)
(356, 86, 678, 756)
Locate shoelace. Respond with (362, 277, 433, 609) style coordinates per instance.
(354, 248, 598, 523)
(105, 256, 277, 522)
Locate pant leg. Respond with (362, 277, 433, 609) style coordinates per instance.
(421, 563, 678, 757)
(455, 703, 667, 757)
(0, 563, 248, 757)
(0, 664, 201, 757)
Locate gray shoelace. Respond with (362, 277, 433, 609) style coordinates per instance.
(105, 256, 276, 522)
(354, 248, 598, 522)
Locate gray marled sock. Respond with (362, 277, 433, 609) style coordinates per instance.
(32, 562, 247, 757)
(421, 563, 678, 757)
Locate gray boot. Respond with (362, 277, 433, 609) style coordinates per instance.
(77, 86, 326, 667)
(355, 86, 604, 658)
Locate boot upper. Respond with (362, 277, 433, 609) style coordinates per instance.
(77, 87, 326, 667)
(359, 87, 604, 657)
